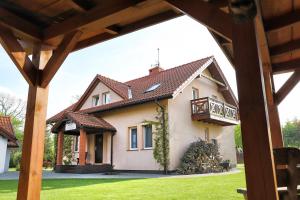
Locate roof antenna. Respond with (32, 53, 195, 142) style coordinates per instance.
(156, 48, 160, 67)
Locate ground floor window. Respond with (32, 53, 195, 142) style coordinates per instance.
(74, 136, 79, 152)
(143, 124, 153, 149)
(205, 128, 210, 142)
(129, 127, 138, 150)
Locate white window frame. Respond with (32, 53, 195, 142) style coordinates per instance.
(192, 87, 199, 100)
(102, 92, 111, 105)
(143, 124, 153, 149)
(129, 127, 138, 150)
(92, 95, 100, 107)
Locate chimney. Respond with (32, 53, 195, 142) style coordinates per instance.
(149, 66, 164, 75)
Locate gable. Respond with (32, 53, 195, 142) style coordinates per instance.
(80, 82, 124, 110)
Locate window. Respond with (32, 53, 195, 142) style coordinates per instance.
(74, 136, 79, 152)
(205, 128, 210, 142)
(92, 95, 99, 107)
(145, 83, 161, 93)
(129, 127, 138, 150)
(102, 92, 111, 104)
(192, 87, 199, 100)
(143, 125, 153, 149)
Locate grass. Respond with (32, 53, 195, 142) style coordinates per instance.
(0, 166, 246, 200)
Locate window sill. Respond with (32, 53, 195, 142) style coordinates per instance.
(142, 148, 153, 150)
(127, 149, 138, 151)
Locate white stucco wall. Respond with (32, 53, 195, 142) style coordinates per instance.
(4, 149, 11, 172)
(99, 102, 165, 170)
(168, 70, 237, 170)
(80, 82, 124, 110)
(0, 136, 8, 173)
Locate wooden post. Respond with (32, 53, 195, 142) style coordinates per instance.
(262, 64, 283, 148)
(232, 20, 279, 200)
(56, 130, 64, 165)
(79, 128, 87, 165)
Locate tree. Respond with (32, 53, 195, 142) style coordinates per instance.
(234, 124, 243, 149)
(283, 118, 300, 148)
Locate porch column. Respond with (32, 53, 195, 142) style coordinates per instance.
(232, 19, 279, 200)
(79, 128, 87, 165)
(56, 130, 64, 165)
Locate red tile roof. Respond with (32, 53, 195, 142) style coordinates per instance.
(51, 112, 116, 133)
(0, 116, 18, 147)
(48, 56, 237, 123)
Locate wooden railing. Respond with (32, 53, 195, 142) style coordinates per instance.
(191, 97, 238, 121)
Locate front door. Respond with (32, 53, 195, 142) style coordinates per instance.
(95, 134, 103, 163)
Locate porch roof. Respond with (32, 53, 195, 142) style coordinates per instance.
(51, 112, 116, 133)
(0, 116, 18, 148)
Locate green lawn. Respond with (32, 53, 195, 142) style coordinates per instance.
(0, 167, 245, 200)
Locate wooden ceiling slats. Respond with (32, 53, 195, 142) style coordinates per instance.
(270, 39, 300, 57)
(43, 0, 148, 40)
(264, 11, 300, 32)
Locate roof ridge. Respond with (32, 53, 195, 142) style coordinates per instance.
(125, 56, 213, 84)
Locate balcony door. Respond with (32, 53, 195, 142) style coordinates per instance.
(95, 134, 103, 163)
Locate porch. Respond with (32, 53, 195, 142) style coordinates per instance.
(51, 112, 116, 173)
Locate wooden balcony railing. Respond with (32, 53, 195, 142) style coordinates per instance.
(191, 97, 239, 126)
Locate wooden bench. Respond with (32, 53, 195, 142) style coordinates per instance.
(237, 148, 300, 200)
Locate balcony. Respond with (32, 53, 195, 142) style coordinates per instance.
(191, 97, 239, 126)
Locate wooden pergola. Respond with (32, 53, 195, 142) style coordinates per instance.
(0, 0, 299, 199)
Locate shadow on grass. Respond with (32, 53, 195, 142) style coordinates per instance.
(0, 178, 146, 194)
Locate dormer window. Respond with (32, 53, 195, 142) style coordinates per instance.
(102, 92, 111, 105)
(145, 83, 161, 93)
(92, 95, 99, 107)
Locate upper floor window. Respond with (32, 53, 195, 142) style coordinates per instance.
(145, 83, 161, 93)
(129, 127, 138, 150)
(92, 95, 99, 107)
(102, 92, 111, 105)
(192, 87, 199, 100)
(143, 124, 153, 149)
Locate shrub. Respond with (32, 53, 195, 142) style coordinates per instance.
(177, 140, 223, 174)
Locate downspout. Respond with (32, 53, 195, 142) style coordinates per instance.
(110, 132, 115, 169)
(154, 99, 168, 174)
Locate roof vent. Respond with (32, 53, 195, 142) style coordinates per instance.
(149, 66, 164, 75)
(145, 83, 161, 93)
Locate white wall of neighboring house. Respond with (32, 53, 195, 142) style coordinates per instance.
(0, 135, 8, 173)
(80, 82, 124, 110)
(168, 69, 237, 170)
(4, 148, 11, 172)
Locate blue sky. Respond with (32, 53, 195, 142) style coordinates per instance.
(0, 16, 299, 124)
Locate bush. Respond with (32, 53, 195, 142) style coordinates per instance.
(177, 140, 223, 174)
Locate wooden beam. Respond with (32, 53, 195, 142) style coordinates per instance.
(56, 130, 64, 165)
(79, 128, 87, 166)
(270, 39, 300, 57)
(265, 11, 300, 32)
(272, 58, 300, 74)
(0, 26, 37, 86)
(166, 0, 233, 41)
(74, 10, 181, 51)
(275, 70, 300, 105)
(40, 31, 82, 87)
(17, 47, 52, 200)
(233, 19, 279, 200)
(0, 7, 42, 41)
(43, 0, 145, 40)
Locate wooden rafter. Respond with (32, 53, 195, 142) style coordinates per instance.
(0, 7, 42, 41)
(166, 0, 233, 41)
(275, 70, 300, 105)
(270, 39, 300, 57)
(272, 58, 300, 74)
(40, 31, 82, 88)
(43, 0, 146, 40)
(74, 10, 181, 51)
(264, 11, 300, 32)
(0, 26, 37, 86)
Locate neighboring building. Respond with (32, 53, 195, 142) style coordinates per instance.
(48, 56, 239, 173)
(0, 116, 18, 173)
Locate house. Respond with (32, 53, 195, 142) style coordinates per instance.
(48, 56, 239, 173)
(0, 116, 18, 173)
